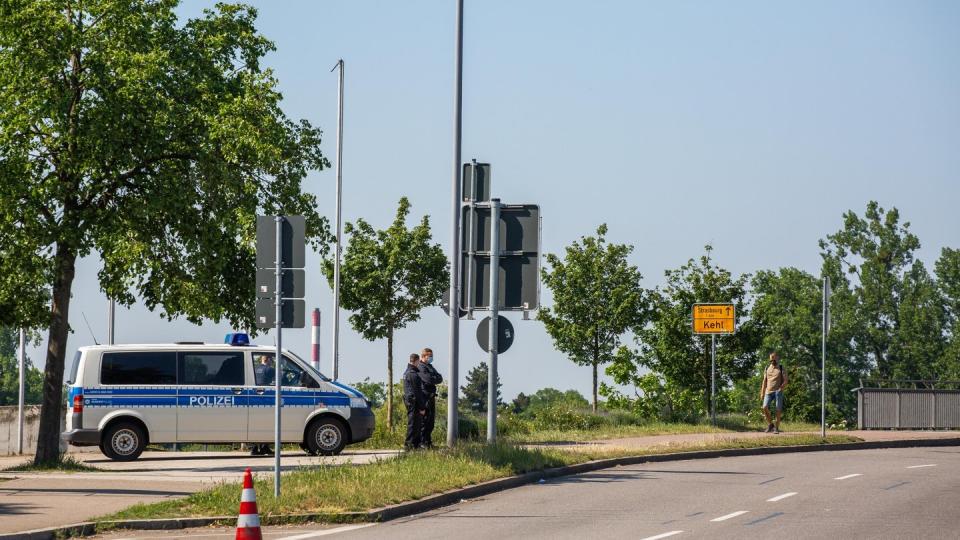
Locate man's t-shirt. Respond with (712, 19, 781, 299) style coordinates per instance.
(764, 363, 784, 394)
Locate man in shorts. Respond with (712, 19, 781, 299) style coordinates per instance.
(760, 351, 788, 434)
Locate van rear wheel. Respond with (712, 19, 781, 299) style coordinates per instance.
(102, 422, 146, 461)
(306, 418, 347, 456)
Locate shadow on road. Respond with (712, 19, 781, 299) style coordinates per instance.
(0, 487, 194, 496)
(0, 502, 41, 515)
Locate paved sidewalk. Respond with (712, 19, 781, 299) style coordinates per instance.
(577, 429, 960, 451)
(0, 449, 398, 534)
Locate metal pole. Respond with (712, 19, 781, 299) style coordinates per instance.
(331, 59, 344, 382)
(274, 216, 283, 498)
(17, 328, 25, 455)
(108, 299, 115, 345)
(311, 308, 321, 371)
(711, 334, 716, 426)
(487, 200, 500, 443)
(821, 276, 830, 438)
(447, 0, 464, 447)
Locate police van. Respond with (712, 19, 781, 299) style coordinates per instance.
(61, 333, 375, 461)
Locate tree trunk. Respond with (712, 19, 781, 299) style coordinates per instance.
(386, 330, 394, 430)
(592, 361, 598, 413)
(34, 244, 77, 464)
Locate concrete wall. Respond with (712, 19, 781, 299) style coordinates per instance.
(0, 405, 87, 455)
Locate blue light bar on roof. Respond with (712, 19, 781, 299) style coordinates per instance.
(225, 333, 250, 346)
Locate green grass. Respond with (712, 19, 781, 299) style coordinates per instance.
(101, 434, 859, 522)
(3, 454, 101, 472)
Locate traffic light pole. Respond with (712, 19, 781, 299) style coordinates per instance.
(447, 0, 464, 447)
(487, 200, 500, 443)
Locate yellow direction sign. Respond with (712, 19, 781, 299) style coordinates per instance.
(693, 303, 736, 334)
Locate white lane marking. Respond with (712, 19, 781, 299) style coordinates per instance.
(277, 524, 376, 540)
(710, 510, 749, 522)
(906, 464, 936, 469)
(766, 492, 797, 502)
(833, 473, 862, 480)
(639, 531, 684, 540)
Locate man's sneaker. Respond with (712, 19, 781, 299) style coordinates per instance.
(765, 423, 774, 433)
(773, 426, 780, 434)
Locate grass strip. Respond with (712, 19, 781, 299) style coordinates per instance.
(101, 434, 857, 522)
(3, 454, 101, 472)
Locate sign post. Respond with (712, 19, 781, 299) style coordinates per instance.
(822, 276, 831, 438)
(255, 215, 305, 498)
(692, 303, 736, 426)
(17, 328, 25, 455)
(487, 199, 500, 443)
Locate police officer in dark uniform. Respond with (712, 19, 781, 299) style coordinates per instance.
(403, 353, 427, 450)
(418, 347, 443, 449)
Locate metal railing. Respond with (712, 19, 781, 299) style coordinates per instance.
(855, 380, 960, 429)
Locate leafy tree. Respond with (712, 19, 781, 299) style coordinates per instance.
(620, 246, 759, 416)
(935, 248, 960, 378)
(0, 1, 330, 463)
(324, 198, 448, 428)
(0, 327, 43, 405)
(749, 267, 865, 423)
(350, 378, 386, 409)
(460, 362, 502, 413)
(820, 202, 946, 380)
(523, 387, 589, 416)
(540, 224, 649, 412)
(510, 392, 530, 414)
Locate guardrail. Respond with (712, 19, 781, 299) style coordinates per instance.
(855, 380, 960, 429)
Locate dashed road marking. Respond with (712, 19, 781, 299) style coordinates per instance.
(833, 473, 862, 480)
(766, 492, 797, 502)
(711, 510, 749, 522)
(277, 524, 376, 539)
(639, 531, 684, 540)
(906, 464, 936, 469)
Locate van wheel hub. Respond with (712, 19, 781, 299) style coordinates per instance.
(112, 429, 138, 455)
(316, 425, 340, 450)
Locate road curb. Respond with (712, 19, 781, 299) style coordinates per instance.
(5, 436, 958, 539)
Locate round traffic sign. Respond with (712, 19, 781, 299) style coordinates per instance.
(476, 315, 514, 353)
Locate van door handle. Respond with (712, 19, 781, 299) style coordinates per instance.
(232, 388, 243, 395)
(255, 389, 266, 395)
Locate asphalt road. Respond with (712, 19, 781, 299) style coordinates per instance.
(94, 446, 960, 540)
(340, 446, 957, 540)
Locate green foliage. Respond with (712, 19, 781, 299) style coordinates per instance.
(350, 378, 386, 409)
(0, 328, 43, 405)
(516, 387, 588, 417)
(819, 201, 945, 380)
(611, 246, 758, 415)
(0, 1, 330, 462)
(460, 362, 502, 413)
(323, 197, 448, 428)
(935, 248, 960, 378)
(540, 224, 649, 411)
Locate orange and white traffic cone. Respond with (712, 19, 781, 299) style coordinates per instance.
(236, 468, 262, 540)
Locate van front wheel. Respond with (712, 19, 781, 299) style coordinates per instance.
(102, 422, 146, 461)
(306, 418, 347, 456)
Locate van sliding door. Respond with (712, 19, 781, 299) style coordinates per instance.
(176, 351, 248, 443)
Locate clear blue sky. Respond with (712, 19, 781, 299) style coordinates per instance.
(32, 1, 960, 401)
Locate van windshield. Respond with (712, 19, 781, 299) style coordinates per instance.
(288, 350, 331, 381)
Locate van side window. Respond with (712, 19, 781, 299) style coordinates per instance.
(101, 352, 177, 385)
(181, 352, 245, 386)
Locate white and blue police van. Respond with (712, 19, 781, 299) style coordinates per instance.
(61, 333, 374, 461)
